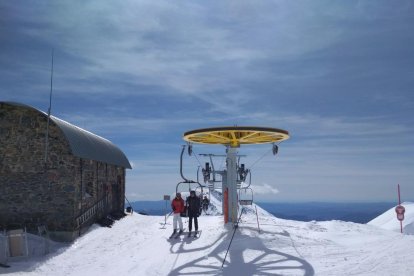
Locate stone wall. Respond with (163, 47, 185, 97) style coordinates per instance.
(75, 158, 126, 221)
(0, 103, 126, 241)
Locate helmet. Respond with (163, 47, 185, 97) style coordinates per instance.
(176, 192, 181, 197)
(190, 190, 196, 196)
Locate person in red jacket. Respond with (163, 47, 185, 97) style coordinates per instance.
(171, 193, 185, 234)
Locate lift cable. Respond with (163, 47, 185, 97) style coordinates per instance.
(245, 147, 273, 171)
(245, 141, 283, 171)
(189, 145, 203, 168)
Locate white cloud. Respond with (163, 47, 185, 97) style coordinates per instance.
(251, 183, 279, 195)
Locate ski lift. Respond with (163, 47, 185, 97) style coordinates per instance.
(176, 144, 204, 195)
(238, 186, 261, 233)
(202, 162, 211, 183)
(174, 182, 204, 218)
(238, 163, 249, 182)
(174, 181, 204, 198)
(174, 144, 205, 217)
(238, 187, 254, 206)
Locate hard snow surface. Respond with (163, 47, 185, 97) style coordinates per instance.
(3, 203, 414, 276)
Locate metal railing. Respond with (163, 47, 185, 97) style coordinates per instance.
(75, 194, 108, 229)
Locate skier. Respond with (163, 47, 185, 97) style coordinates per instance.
(170, 192, 185, 237)
(202, 196, 210, 213)
(186, 190, 201, 237)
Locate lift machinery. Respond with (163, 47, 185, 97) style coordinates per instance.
(183, 126, 289, 224)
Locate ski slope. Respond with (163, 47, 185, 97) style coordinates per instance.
(3, 199, 414, 276)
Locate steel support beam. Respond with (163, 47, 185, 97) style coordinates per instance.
(226, 147, 238, 223)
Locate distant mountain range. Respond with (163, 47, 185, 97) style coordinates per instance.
(257, 202, 396, 223)
(128, 200, 396, 223)
(129, 201, 171, 216)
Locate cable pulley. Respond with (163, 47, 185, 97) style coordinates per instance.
(187, 143, 193, 156)
(272, 144, 278, 156)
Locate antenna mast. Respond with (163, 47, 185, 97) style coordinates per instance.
(44, 49, 54, 166)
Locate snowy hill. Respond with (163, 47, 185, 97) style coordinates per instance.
(3, 197, 414, 275)
(368, 202, 414, 235)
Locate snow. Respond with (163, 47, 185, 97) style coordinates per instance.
(368, 202, 414, 235)
(2, 196, 414, 276)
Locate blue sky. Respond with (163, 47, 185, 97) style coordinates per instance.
(1, 1, 413, 202)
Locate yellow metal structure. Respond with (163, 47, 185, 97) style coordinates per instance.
(183, 126, 289, 147)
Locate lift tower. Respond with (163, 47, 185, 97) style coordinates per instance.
(183, 126, 289, 224)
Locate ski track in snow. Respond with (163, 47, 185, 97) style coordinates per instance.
(3, 201, 414, 276)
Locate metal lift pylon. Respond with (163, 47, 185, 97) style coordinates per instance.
(183, 126, 289, 224)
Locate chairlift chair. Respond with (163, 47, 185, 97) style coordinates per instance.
(175, 181, 204, 196)
(238, 187, 254, 206)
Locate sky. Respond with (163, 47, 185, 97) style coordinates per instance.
(1, 0, 413, 202)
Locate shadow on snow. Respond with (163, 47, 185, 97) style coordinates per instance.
(167, 225, 315, 276)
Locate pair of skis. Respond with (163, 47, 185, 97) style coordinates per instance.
(169, 229, 201, 239)
(169, 229, 184, 239)
(187, 231, 200, 238)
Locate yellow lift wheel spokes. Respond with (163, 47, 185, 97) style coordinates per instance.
(183, 126, 289, 148)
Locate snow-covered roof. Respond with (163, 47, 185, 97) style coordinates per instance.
(2, 101, 131, 169)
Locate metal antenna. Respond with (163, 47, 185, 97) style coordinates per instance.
(44, 49, 54, 166)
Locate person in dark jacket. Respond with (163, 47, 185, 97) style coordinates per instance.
(202, 196, 210, 213)
(186, 190, 201, 236)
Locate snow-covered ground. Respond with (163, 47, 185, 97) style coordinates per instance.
(368, 202, 414, 234)
(2, 196, 414, 276)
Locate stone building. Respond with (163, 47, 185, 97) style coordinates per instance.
(0, 102, 132, 241)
